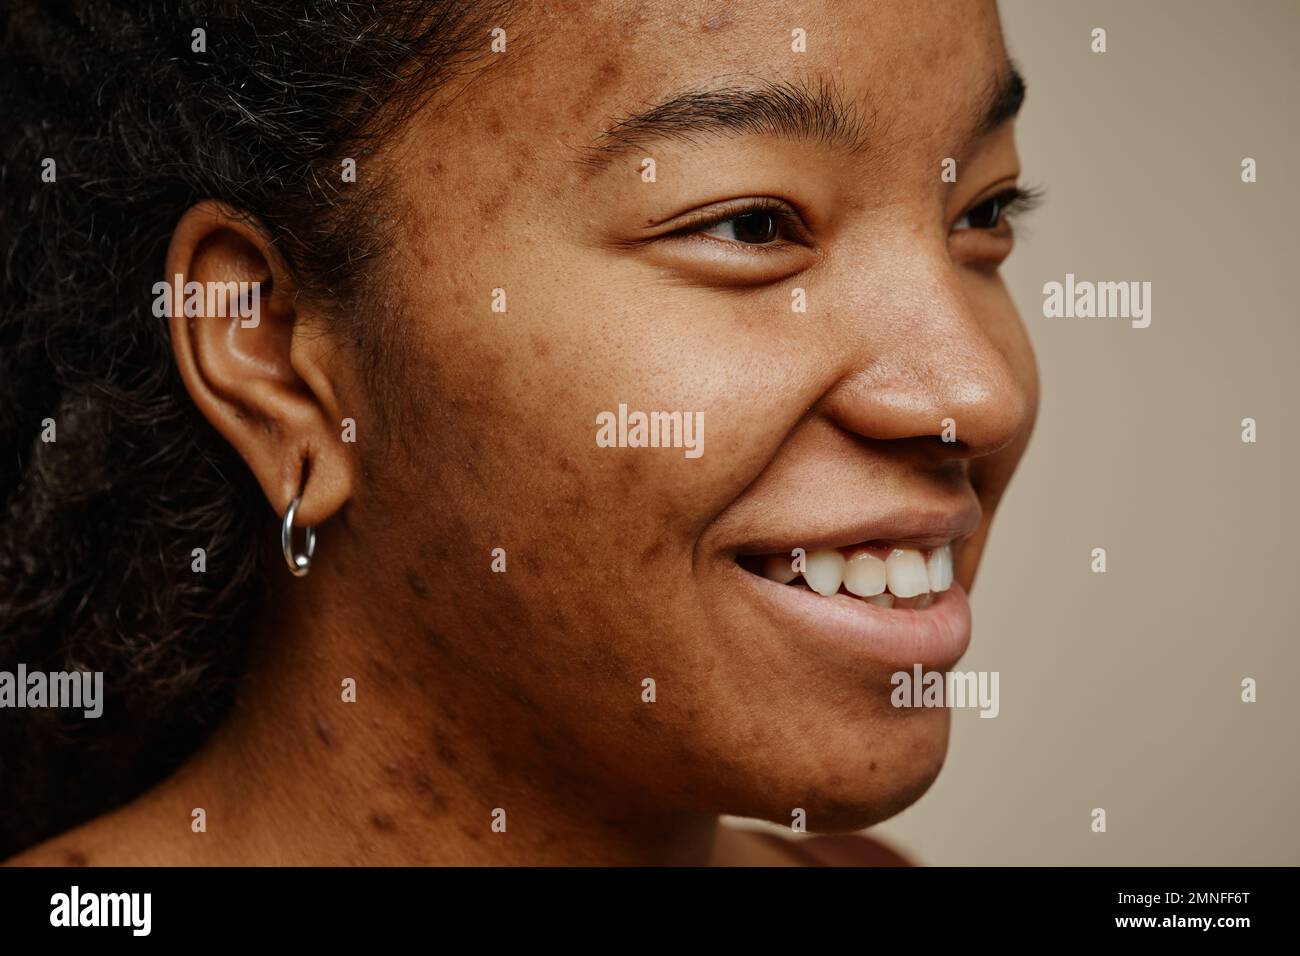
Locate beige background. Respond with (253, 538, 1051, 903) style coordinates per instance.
(865, 0, 1300, 865)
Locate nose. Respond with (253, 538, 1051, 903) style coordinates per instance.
(820, 246, 1031, 462)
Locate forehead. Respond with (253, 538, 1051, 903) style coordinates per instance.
(389, 0, 1011, 225)
(497, 0, 1008, 148)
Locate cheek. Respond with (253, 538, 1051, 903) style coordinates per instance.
(392, 246, 798, 557)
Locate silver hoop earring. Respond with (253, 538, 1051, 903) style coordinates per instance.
(281, 495, 316, 577)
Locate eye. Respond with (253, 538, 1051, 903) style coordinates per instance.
(639, 197, 816, 286)
(952, 185, 1043, 232)
(702, 209, 780, 244)
(674, 198, 808, 249)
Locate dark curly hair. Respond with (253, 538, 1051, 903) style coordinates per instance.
(0, 0, 512, 857)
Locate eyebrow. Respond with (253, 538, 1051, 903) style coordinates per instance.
(578, 64, 1025, 171)
(976, 63, 1026, 136)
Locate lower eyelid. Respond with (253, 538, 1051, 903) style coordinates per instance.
(644, 234, 818, 284)
(676, 231, 801, 255)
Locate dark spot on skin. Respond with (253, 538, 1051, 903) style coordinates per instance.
(477, 192, 508, 225)
(513, 689, 542, 714)
(509, 154, 533, 183)
(367, 656, 399, 684)
(640, 538, 664, 562)
(369, 812, 397, 832)
(423, 627, 449, 654)
(315, 717, 335, 748)
(597, 57, 622, 84)
(869, 761, 878, 772)
(433, 731, 461, 769)
(578, 57, 624, 115)
(406, 568, 431, 598)
(459, 824, 482, 842)
(63, 849, 88, 866)
(418, 539, 453, 563)
(530, 730, 560, 753)
(384, 761, 402, 778)
(556, 455, 573, 473)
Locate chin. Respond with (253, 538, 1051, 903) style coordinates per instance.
(712, 705, 953, 833)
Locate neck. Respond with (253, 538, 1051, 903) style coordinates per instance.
(142, 561, 720, 866)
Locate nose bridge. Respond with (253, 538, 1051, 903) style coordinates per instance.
(825, 243, 1028, 457)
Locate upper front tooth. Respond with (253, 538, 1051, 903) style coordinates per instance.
(843, 550, 886, 597)
(761, 553, 798, 584)
(884, 548, 929, 598)
(803, 549, 846, 596)
(926, 544, 954, 592)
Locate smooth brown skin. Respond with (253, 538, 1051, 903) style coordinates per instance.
(11, 0, 1037, 866)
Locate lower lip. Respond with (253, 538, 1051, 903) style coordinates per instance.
(730, 563, 973, 669)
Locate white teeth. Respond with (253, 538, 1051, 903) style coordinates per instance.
(761, 553, 798, 584)
(803, 549, 846, 596)
(755, 542, 953, 606)
(926, 544, 953, 592)
(884, 548, 929, 598)
(843, 550, 887, 597)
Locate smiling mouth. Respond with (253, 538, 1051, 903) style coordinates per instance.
(737, 543, 954, 610)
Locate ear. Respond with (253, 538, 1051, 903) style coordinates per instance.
(165, 201, 354, 529)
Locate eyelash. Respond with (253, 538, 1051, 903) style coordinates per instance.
(952, 185, 1044, 232)
(673, 185, 1045, 248)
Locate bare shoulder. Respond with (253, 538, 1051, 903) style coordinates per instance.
(3, 795, 175, 867)
(5, 822, 109, 867)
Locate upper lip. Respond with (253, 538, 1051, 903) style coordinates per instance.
(730, 501, 983, 557)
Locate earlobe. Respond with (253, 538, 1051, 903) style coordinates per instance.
(165, 200, 354, 531)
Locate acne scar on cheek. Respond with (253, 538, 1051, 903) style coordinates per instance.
(406, 568, 431, 598)
(314, 716, 336, 748)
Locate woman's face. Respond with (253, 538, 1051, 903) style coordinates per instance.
(343, 0, 1036, 829)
